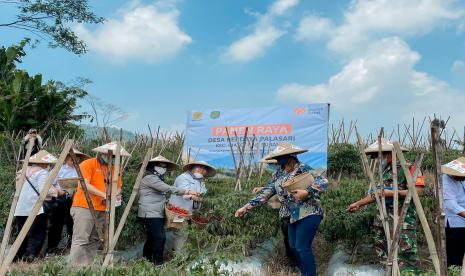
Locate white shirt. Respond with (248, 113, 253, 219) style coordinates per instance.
(443, 174, 465, 228)
(169, 172, 207, 213)
(53, 164, 78, 189)
(15, 166, 49, 216)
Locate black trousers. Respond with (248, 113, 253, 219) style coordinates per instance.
(14, 214, 47, 262)
(47, 197, 73, 252)
(142, 217, 166, 265)
(446, 226, 465, 267)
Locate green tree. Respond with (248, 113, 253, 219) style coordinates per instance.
(0, 0, 103, 55)
(0, 40, 88, 132)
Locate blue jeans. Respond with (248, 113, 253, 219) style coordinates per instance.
(288, 215, 322, 276)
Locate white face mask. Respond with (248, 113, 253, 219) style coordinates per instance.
(193, 172, 204, 179)
(154, 166, 167, 175)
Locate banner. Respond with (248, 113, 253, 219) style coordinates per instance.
(184, 104, 329, 171)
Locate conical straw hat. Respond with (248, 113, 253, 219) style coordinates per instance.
(70, 148, 91, 160)
(92, 142, 131, 157)
(258, 154, 277, 164)
(183, 161, 216, 178)
(364, 138, 408, 154)
(148, 155, 179, 171)
(282, 172, 315, 192)
(29, 150, 58, 164)
(441, 157, 465, 177)
(265, 143, 308, 160)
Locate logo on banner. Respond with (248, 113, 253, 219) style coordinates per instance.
(192, 112, 203, 121)
(293, 108, 307, 116)
(210, 111, 221, 119)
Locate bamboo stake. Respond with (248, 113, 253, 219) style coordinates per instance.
(69, 148, 104, 241)
(391, 149, 399, 276)
(0, 138, 34, 266)
(431, 123, 447, 275)
(102, 145, 154, 267)
(0, 140, 73, 276)
(355, 129, 390, 247)
(103, 151, 113, 254)
(385, 153, 424, 276)
(377, 130, 391, 254)
(109, 138, 122, 256)
(393, 143, 441, 275)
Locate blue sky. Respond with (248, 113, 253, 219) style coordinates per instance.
(1, 0, 464, 136)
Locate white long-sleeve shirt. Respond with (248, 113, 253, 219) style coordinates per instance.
(15, 166, 50, 216)
(443, 174, 465, 228)
(169, 172, 207, 213)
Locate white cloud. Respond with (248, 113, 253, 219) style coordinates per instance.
(269, 0, 299, 16)
(223, 0, 298, 62)
(276, 37, 465, 128)
(296, 15, 333, 41)
(451, 59, 465, 73)
(75, 2, 192, 63)
(298, 0, 465, 53)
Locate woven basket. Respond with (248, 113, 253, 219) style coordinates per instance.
(282, 172, 314, 192)
(165, 205, 191, 229)
(191, 215, 210, 229)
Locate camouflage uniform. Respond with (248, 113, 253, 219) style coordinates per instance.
(371, 163, 424, 273)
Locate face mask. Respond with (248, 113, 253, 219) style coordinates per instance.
(380, 158, 389, 169)
(154, 166, 167, 175)
(101, 155, 109, 164)
(193, 172, 204, 179)
(276, 158, 287, 166)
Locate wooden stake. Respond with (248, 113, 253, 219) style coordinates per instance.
(355, 129, 390, 249)
(391, 150, 399, 275)
(377, 130, 392, 254)
(109, 140, 122, 256)
(103, 151, 113, 254)
(385, 152, 424, 276)
(0, 140, 73, 276)
(102, 145, 154, 266)
(431, 123, 447, 275)
(393, 142, 441, 275)
(0, 138, 34, 266)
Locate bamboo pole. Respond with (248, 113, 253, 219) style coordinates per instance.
(225, 127, 238, 173)
(0, 140, 73, 276)
(109, 140, 122, 255)
(391, 149, 399, 275)
(355, 129, 390, 246)
(102, 145, 154, 266)
(103, 151, 113, 254)
(68, 148, 104, 241)
(393, 142, 441, 275)
(431, 123, 448, 275)
(377, 130, 391, 254)
(0, 138, 34, 266)
(385, 153, 424, 276)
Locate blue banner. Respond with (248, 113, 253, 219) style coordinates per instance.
(184, 104, 329, 171)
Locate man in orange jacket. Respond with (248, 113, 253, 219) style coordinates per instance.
(68, 142, 131, 266)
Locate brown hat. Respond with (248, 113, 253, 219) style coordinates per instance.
(364, 138, 408, 154)
(69, 148, 91, 160)
(265, 143, 308, 160)
(258, 154, 277, 164)
(441, 157, 465, 177)
(183, 161, 216, 178)
(29, 150, 58, 164)
(92, 142, 131, 157)
(148, 155, 179, 171)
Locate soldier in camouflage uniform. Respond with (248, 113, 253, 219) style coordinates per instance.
(347, 138, 425, 273)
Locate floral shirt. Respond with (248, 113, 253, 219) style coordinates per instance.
(246, 163, 328, 223)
